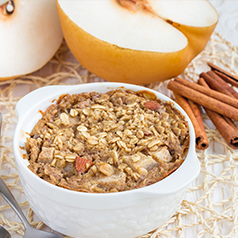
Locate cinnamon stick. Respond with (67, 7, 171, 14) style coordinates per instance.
(200, 71, 234, 98)
(207, 62, 238, 88)
(203, 71, 238, 99)
(188, 99, 205, 134)
(223, 116, 238, 131)
(167, 79, 238, 121)
(174, 93, 209, 150)
(198, 78, 238, 149)
(173, 77, 238, 109)
(214, 70, 238, 88)
(208, 62, 238, 82)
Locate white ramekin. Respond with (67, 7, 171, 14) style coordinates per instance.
(13, 82, 200, 238)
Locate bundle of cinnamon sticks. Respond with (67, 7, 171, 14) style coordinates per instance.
(168, 62, 238, 150)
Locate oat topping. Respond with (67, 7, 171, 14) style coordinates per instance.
(25, 89, 189, 193)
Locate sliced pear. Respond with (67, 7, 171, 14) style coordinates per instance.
(57, 0, 218, 84)
(0, 0, 63, 80)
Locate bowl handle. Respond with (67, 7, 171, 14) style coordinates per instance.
(137, 148, 200, 198)
(15, 85, 73, 119)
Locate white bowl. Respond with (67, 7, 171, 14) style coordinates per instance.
(13, 82, 200, 238)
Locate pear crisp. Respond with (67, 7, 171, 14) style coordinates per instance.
(24, 89, 190, 193)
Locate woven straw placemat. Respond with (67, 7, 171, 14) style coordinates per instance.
(0, 32, 238, 238)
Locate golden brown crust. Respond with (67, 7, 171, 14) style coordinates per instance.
(25, 89, 189, 193)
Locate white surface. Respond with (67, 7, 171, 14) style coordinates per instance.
(1, 1, 238, 237)
(210, 0, 238, 46)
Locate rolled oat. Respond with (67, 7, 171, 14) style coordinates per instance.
(25, 89, 189, 193)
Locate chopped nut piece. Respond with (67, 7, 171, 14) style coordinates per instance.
(144, 100, 161, 111)
(75, 156, 93, 173)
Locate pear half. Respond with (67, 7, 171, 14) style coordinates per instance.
(57, 0, 218, 84)
(0, 0, 63, 80)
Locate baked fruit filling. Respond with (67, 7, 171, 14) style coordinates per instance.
(24, 89, 189, 193)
